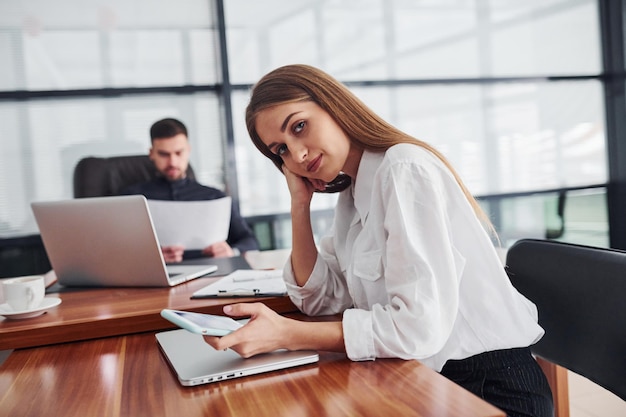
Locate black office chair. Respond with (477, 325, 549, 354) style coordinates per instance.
(505, 239, 626, 415)
(73, 155, 195, 198)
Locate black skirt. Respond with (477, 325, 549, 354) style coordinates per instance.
(440, 347, 554, 417)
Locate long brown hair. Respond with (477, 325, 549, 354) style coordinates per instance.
(245, 64, 494, 231)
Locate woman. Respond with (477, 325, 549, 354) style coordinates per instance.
(204, 64, 553, 417)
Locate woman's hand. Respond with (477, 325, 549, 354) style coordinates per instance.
(282, 165, 325, 207)
(203, 303, 293, 358)
(282, 165, 323, 286)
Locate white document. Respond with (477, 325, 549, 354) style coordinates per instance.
(147, 197, 231, 250)
(191, 269, 286, 298)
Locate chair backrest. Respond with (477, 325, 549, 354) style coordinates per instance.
(506, 238, 626, 401)
(73, 155, 195, 198)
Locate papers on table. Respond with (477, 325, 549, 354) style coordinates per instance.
(191, 269, 286, 298)
(147, 197, 231, 250)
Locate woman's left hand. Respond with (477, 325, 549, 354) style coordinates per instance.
(203, 302, 292, 357)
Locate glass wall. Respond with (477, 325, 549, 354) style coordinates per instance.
(0, 0, 612, 252)
(224, 0, 601, 83)
(225, 0, 608, 248)
(0, 0, 224, 237)
(0, 93, 224, 236)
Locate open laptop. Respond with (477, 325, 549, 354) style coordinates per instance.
(156, 328, 319, 386)
(31, 195, 217, 287)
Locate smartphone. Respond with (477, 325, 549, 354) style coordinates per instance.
(161, 309, 243, 336)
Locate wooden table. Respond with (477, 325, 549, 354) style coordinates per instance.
(0, 326, 504, 417)
(0, 251, 505, 416)
(0, 275, 296, 350)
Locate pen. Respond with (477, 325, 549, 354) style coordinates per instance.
(211, 289, 287, 298)
(217, 289, 259, 297)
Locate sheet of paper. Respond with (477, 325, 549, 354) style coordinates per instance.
(192, 269, 286, 297)
(147, 197, 231, 250)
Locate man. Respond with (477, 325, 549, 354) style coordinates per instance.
(122, 118, 258, 262)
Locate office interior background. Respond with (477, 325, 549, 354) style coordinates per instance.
(2, 0, 626, 277)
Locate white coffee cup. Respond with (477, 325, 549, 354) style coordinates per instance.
(2, 275, 45, 311)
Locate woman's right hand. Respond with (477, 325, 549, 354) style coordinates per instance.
(282, 165, 322, 286)
(282, 165, 324, 206)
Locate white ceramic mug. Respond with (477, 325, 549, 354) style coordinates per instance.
(2, 275, 45, 311)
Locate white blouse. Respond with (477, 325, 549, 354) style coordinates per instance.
(283, 144, 543, 371)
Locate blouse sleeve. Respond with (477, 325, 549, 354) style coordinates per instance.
(282, 233, 354, 316)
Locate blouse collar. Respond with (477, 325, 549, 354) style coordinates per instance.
(352, 149, 384, 224)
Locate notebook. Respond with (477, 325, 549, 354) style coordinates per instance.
(156, 328, 319, 386)
(31, 195, 217, 287)
(191, 269, 287, 298)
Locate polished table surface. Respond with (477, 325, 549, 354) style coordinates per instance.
(0, 251, 505, 417)
(0, 276, 296, 351)
(0, 254, 296, 350)
(0, 318, 505, 417)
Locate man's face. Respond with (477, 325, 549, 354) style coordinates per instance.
(149, 133, 191, 181)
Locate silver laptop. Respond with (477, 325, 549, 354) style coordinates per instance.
(156, 328, 319, 386)
(31, 195, 217, 287)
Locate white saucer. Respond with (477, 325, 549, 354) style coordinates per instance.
(0, 297, 62, 320)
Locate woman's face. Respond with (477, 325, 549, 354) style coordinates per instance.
(255, 101, 361, 183)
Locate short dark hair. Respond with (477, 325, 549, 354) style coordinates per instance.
(150, 118, 188, 142)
